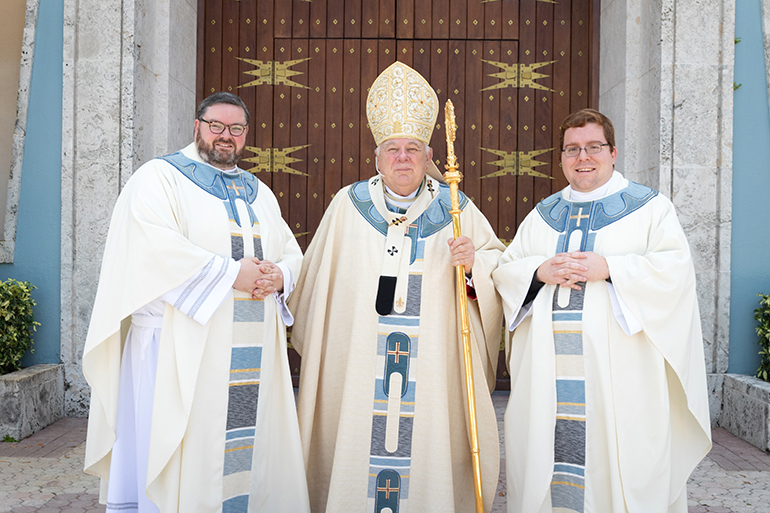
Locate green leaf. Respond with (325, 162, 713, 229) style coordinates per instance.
(0, 278, 39, 375)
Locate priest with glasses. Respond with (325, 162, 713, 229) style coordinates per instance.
(493, 108, 711, 513)
(83, 92, 309, 513)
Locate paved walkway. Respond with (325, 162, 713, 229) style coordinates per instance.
(0, 395, 768, 512)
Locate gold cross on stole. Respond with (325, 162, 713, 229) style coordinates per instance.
(227, 182, 245, 197)
(569, 207, 589, 227)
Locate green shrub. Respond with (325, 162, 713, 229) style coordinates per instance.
(0, 279, 40, 375)
(754, 293, 770, 382)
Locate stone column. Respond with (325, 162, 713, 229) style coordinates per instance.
(1, 0, 40, 262)
(599, 0, 734, 425)
(61, 0, 197, 415)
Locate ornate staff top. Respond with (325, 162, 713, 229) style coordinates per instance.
(444, 101, 460, 176)
(444, 100, 462, 184)
(444, 100, 458, 170)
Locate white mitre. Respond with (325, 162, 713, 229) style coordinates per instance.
(366, 61, 444, 182)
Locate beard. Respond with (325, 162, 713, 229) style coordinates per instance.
(195, 130, 244, 169)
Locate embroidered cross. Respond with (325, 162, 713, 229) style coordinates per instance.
(427, 180, 435, 197)
(377, 479, 399, 500)
(390, 216, 408, 227)
(387, 341, 409, 363)
(227, 182, 245, 197)
(371, 177, 380, 186)
(569, 207, 589, 227)
(387, 246, 398, 256)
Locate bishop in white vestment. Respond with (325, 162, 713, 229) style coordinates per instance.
(83, 93, 310, 513)
(290, 62, 505, 513)
(493, 109, 711, 513)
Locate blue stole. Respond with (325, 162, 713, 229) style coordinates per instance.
(347, 179, 459, 512)
(535, 182, 656, 512)
(161, 152, 265, 513)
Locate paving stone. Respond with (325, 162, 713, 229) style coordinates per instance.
(3, 406, 770, 512)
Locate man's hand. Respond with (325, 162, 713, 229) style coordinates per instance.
(254, 260, 284, 299)
(233, 257, 284, 299)
(535, 251, 609, 290)
(448, 235, 475, 273)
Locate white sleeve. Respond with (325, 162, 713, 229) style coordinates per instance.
(508, 300, 534, 331)
(162, 255, 239, 326)
(272, 262, 295, 326)
(606, 281, 642, 336)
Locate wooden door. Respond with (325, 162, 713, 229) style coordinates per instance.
(197, 0, 600, 389)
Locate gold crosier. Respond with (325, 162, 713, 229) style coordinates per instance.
(443, 100, 484, 513)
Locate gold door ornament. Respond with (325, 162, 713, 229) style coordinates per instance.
(481, 60, 557, 92)
(236, 57, 311, 89)
(479, 147, 554, 179)
(242, 145, 311, 175)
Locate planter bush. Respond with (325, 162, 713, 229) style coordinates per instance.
(0, 278, 39, 375)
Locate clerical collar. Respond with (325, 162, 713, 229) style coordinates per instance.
(383, 179, 424, 213)
(212, 163, 238, 174)
(567, 171, 623, 201)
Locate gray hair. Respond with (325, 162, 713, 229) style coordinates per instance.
(196, 92, 250, 125)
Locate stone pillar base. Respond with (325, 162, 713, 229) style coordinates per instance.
(0, 363, 64, 441)
(721, 373, 770, 452)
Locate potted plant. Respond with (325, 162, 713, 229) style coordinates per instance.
(0, 278, 39, 374)
(721, 294, 770, 452)
(754, 293, 770, 382)
(0, 278, 63, 441)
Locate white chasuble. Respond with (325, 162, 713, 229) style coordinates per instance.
(290, 176, 505, 513)
(493, 173, 711, 513)
(83, 144, 309, 513)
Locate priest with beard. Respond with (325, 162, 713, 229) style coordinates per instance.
(83, 92, 310, 513)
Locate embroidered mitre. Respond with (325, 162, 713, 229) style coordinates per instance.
(366, 62, 438, 147)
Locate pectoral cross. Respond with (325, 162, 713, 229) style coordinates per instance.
(569, 207, 589, 227)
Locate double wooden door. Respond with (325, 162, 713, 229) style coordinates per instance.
(197, 0, 599, 388)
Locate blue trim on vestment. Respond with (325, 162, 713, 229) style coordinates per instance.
(349, 179, 389, 234)
(535, 181, 658, 233)
(160, 151, 259, 227)
(590, 182, 658, 230)
(348, 179, 468, 238)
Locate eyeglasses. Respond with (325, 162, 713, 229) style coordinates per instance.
(199, 118, 247, 137)
(562, 143, 611, 158)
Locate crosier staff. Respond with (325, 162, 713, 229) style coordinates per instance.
(443, 99, 484, 513)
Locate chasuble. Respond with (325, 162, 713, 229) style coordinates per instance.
(290, 176, 505, 513)
(83, 144, 309, 512)
(493, 172, 711, 513)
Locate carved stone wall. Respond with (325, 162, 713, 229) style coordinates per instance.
(600, 0, 734, 425)
(61, 0, 197, 415)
